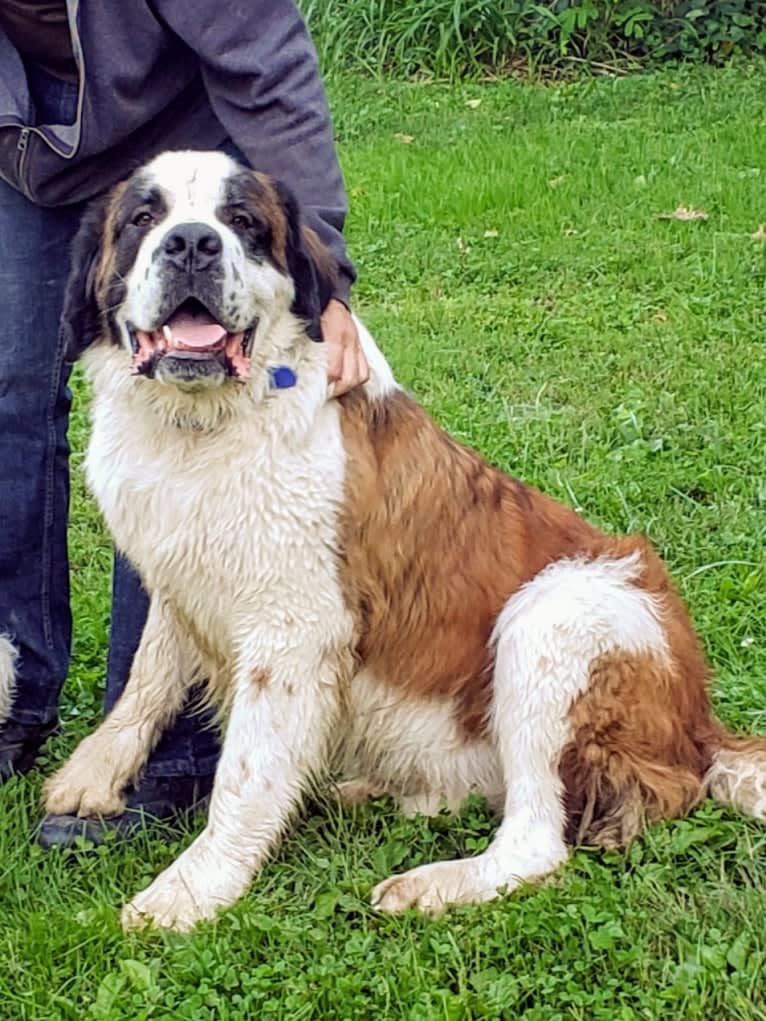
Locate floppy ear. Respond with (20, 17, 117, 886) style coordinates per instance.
(61, 196, 108, 362)
(274, 181, 336, 342)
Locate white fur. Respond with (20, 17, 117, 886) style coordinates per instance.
(80, 320, 357, 931)
(341, 670, 503, 816)
(123, 628, 348, 930)
(44, 596, 203, 816)
(49, 152, 681, 931)
(370, 554, 670, 915)
(0, 634, 18, 726)
(354, 319, 399, 400)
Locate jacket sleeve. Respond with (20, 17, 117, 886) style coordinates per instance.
(152, 0, 356, 305)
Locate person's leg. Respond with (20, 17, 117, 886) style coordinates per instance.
(0, 176, 82, 780)
(105, 555, 221, 780)
(0, 65, 217, 841)
(0, 68, 88, 780)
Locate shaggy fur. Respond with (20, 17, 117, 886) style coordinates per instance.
(45, 150, 766, 932)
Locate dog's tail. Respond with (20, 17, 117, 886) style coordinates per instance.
(705, 729, 766, 820)
(0, 634, 19, 726)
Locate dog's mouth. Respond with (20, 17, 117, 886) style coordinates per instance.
(128, 298, 256, 381)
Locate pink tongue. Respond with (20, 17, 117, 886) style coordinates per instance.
(166, 310, 226, 349)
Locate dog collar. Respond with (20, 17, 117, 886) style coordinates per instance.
(268, 365, 297, 390)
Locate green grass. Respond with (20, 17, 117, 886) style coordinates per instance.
(300, 0, 766, 79)
(2, 62, 766, 1019)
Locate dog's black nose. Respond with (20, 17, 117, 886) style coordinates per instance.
(162, 222, 223, 273)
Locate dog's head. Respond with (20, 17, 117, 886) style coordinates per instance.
(63, 150, 336, 391)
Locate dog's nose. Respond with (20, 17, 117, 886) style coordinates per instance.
(162, 222, 223, 273)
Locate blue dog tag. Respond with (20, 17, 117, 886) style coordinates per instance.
(268, 365, 297, 390)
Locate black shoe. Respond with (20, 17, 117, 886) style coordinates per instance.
(37, 774, 215, 849)
(0, 719, 59, 783)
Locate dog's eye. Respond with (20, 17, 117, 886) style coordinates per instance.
(132, 211, 154, 228)
(231, 213, 253, 230)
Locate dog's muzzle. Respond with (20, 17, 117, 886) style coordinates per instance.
(125, 222, 258, 389)
(128, 297, 256, 389)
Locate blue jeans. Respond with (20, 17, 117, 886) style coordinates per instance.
(0, 66, 220, 778)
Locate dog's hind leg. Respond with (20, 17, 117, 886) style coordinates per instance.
(372, 553, 672, 916)
(44, 594, 201, 817)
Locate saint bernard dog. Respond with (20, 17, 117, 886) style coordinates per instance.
(40, 149, 765, 933)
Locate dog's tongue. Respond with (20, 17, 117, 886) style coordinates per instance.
(166, 308, 226, 349)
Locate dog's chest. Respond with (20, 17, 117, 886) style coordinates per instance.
(86, 397, 349, 655)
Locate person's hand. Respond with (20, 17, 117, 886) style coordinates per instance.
(322, 298, 370, 397)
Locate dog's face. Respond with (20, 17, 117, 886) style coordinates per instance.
(63, 151, 334, 390)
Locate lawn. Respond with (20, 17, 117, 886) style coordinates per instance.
(1, 62, 765, 1020)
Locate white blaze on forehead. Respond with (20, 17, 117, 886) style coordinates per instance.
(140, 150, 241, 225)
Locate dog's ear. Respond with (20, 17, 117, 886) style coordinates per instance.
(274, 181, 336, 342)
(61, 196, 108, 362)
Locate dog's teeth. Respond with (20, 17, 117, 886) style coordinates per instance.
(162, 325, 173, 343)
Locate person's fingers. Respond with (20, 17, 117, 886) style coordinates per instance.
(357, 331, 370, 374)
(321, 303, 368, 395)
(331, 343, 358, 397)
(325, 330, 345, 383)
(334, 338, 369, 394)
(356, 344, 370, 385)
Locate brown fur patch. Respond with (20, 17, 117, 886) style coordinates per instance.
(338, 389, 603, 737)
(301, 226, 338, 292)
(560, 649, 713, 847)
(251, 668, 270, 691)
(247, 172, 289, 271)
(337, 389, 730, 845)
(94, 179, 129, 307)
(234, 173, 337, 295)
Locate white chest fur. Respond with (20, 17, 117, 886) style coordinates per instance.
(83, 352, 353, 667)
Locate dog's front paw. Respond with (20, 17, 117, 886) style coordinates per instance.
(121, 837, 251, 933)
(121, 865, 220, 933)
(43, 742, 126, 817)
(371, 858, 505, 917)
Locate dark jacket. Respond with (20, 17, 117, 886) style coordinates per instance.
(0, 0, 354, 301)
